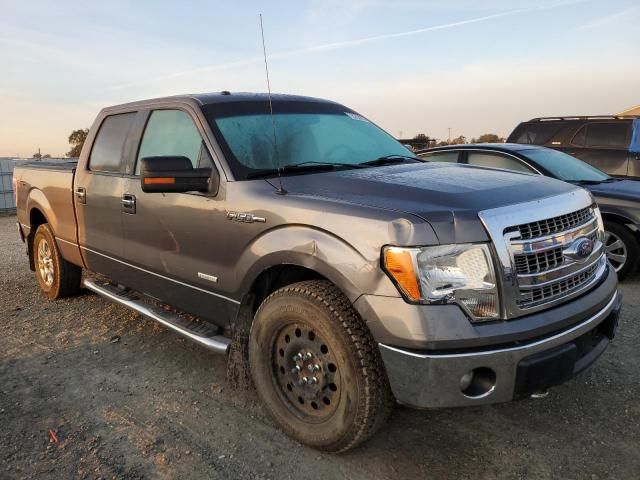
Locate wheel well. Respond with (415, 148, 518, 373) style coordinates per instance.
(27, 208, 48, 270)
(600, 212, 632, 227)
(246, 265, 326, 315)
(600, 213, 640, 241)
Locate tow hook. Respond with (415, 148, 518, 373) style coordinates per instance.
(530, 390, 549, 399)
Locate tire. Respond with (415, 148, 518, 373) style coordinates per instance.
(249, 280, 394, 452)
(604, 221, 639, 280)
(33, 224, 82, 299)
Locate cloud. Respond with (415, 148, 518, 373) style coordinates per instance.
(110, 0, 588, 90)
(576, 4, 640, 30)
(328, 57, 640, 141)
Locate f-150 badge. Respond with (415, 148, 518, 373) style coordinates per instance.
(227, 212, 266, 223)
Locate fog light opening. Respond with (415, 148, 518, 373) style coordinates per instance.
(460, 367, 496, 398)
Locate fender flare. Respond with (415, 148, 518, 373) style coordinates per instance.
(236, 225, 398, 302)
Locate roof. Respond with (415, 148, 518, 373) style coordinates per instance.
(104, 92, 338, 112)
(526, 115, 637, 122)
(419, 143, 538, 154)
(616, 105, 640, 116)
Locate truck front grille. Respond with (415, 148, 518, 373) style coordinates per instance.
(508, 206, 605, 312)
(478, 190, 607, 319)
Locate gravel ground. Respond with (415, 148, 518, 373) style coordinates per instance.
(1, 214, 639, 480)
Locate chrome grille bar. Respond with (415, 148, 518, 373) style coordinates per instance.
(509, 206, 593, 240)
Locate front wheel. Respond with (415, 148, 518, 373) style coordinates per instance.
(249, 280, 394, 452)
(603, 222, 638, 280)
(33, 224, 82, 299)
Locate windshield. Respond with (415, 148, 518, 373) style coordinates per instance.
(522, 148, 611, 182)
(203, 101, 414, 180)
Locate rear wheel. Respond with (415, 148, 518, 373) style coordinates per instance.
(249, 280, 394, 452)
(33, 224, 82, 299)
(603, 221, 638, 280)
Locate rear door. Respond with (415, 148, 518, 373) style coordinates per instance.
(567, 121, 631, 177)
(75, 112, 136, 280)
(119, 107, 235, 325)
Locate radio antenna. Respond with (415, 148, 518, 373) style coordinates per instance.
(259, 13, 286, 195)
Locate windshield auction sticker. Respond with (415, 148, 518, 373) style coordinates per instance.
(345, 112, 369, 122)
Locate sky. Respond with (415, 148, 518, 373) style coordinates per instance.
(0, 0, 638, 157)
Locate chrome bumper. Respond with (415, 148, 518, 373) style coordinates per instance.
(379, 289, 621, 408)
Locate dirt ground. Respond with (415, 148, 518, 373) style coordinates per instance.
(1, 214, 639, 480)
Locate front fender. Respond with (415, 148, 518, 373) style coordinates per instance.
(235, 225, 400, 302)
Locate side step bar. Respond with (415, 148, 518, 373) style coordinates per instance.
(83, 278, 231, 354)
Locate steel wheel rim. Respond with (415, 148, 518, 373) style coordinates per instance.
(271, 322, 341, 421)
(604, 230, 627, 272)
(37, 238, 55, 287)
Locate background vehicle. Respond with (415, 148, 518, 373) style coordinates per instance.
(14, 93, 620, 452)
(418, 144, 640, 278)
(507, 116, 640, 178)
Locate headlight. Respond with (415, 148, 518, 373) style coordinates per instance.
(593, 205, 605, 241)
(382, 244, 499, 321)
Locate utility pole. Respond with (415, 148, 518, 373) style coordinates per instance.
(448, 128, 451, 144)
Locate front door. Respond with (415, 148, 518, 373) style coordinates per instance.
(120, 108, 236, 326)
(75, 112, 136, 280)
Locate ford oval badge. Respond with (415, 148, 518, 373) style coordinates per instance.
(564, 237, 595, 263)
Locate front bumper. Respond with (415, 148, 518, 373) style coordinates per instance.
(379, 288, 621, 408)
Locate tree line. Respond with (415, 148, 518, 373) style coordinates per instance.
(31, 128, 88, 159)
(413, 132, 505, 146)
(31, 128, 504, 160)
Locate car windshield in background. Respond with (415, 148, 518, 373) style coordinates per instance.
(203, 101, 414, 180)
(522, 148, 611, 182)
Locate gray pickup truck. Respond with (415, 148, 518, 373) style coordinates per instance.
(14, 92, 621, 452)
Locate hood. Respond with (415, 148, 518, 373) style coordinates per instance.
(585, 179, 640, 202)
(282, 162, 577, 244)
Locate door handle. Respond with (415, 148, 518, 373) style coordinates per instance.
(121, 193, 136, 213)
(75, 187, 86, 204)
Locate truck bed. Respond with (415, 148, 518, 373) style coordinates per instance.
(14, 161, 80, 266)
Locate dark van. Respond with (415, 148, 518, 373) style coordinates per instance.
(507, 116, 640, 179)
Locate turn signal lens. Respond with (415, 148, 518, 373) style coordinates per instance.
(383, 247, 421, 301)
(143, 177, 176, 185)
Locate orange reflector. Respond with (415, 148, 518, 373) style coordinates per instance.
(144, 177, 176, 185)
(383, 248, 421, 301)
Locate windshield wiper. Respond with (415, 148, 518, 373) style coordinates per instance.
(246, 162, 365, 179)
(360, 155, 420, 167)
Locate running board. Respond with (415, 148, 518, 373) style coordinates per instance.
(83, 278, 230, 354)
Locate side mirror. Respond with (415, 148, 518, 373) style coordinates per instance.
(140, 156, 215, 194)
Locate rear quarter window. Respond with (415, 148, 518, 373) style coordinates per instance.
(418, 151, 460, 163)
(584, 122, 630, 149)
(514, 123, 562, 145)
(88, 113, 136, 172)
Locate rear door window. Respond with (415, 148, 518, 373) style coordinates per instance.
(585, 123, 629, 149)
(514, 123, 562, 145)
(88, 113, 136, 172)
(418, 151, 460, 163)
(467, 152, 534, 173)
(136, 109, 211, 175)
